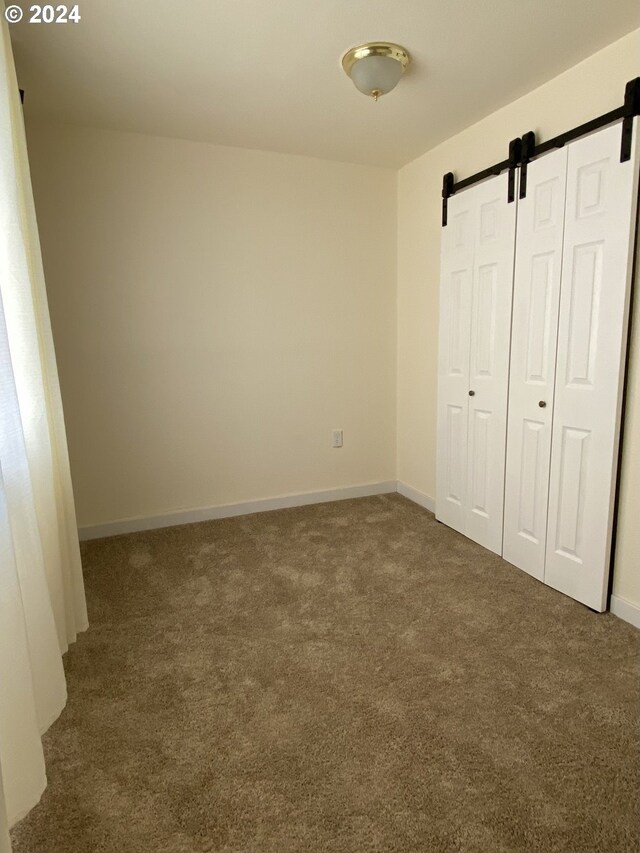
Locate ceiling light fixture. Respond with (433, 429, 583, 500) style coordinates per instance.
(341, 42, 410, 101)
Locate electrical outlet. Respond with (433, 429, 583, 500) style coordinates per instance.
(332, 429, 343, 448)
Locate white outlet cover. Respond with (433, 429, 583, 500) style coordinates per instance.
(332, 429, 343, 448)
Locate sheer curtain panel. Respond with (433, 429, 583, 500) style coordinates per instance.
(0, 18, 88, 852)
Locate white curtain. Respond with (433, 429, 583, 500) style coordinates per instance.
(0, 18, 88, 852)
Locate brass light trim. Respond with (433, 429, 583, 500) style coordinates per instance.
(341, 42, 410, 78)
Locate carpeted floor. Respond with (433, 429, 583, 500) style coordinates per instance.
(10, 494, 640, 852)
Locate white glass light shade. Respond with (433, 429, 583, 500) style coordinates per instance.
(349, 54, 404, 98)
(342, 44, 410, 100)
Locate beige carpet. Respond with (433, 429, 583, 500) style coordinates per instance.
(10, 494, 640, 852)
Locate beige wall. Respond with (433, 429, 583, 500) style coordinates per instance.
(397, 28, 640, 607)
(26, 124, 397, 527)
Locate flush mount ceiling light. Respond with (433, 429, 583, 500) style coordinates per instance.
(342, 42, 410, 101)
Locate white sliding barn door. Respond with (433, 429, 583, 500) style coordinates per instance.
(503, 148, 568, 580)
(465, 175, 517, 553)
(436, 186, 474, 535)
(436, 172, 516, 554)
(545, 121, 640, 611)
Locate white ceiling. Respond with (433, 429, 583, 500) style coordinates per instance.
(8, 0, 640, 168)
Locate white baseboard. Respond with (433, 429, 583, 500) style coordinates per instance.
(396, 481, 436, 513)
(78, 481, 398, 540)
(609, 594, 640, 629)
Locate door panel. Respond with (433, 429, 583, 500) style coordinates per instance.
(564, 241, 603, 387)
(447, 270, 468, 375)
(472, 263, 497, 377)
(469, 408, 491, 516)
(445, 404, 465, 505)
(525, 252, 556, 383)
(503, 148, 568, 580)
(553, 426, 590, 561)
(516, 418, 545, 542)
(545, 121, 640, 611)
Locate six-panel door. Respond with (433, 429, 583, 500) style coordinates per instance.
(544, 122, 640, 611)
(502, 147, 568, 580)
(465, 175, 517, 553)
(436, 186, 475, 535)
